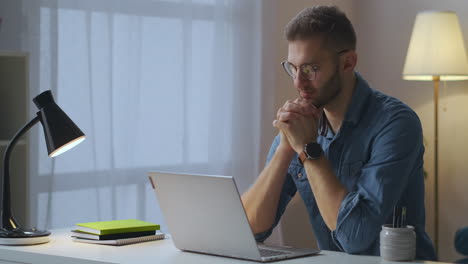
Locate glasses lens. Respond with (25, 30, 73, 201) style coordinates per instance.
(301, 65, 316, 80)
(282, 61, 296, 78)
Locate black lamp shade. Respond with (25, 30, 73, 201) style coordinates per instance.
(33, 90, 85, 157)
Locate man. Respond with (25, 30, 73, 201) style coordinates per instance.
(241, 5, 436, 260)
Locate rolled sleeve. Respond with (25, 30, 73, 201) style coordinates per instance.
(455, 227, 468, 256)
(331, 111, 424, 253)
(255, 134, 297, 242)
(255, 174, 296, 242)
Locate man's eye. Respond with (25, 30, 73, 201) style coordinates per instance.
(302, 65, 318, 74)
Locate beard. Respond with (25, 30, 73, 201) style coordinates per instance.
(307, 65, 342, 108)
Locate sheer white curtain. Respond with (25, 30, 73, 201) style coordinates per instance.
(18, 0, 276, 231)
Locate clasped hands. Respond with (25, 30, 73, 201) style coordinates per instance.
(273, 98, 322, 154)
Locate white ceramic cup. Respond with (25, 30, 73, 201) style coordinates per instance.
(380, 224, 416, 261)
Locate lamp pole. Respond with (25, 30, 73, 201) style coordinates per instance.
(433, 75, 440, 255)
(1, 116, 40, 230)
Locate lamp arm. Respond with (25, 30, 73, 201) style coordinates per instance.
(1, 115, 40, 230)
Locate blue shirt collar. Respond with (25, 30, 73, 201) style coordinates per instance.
(319, 72, 372, 139)
(343, 72, 372, 126)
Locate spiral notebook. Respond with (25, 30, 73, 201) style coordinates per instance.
(72, 233, 165, 246)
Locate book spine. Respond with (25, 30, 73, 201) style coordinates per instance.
(72, 234, 165, 246)
(116, 234, 165, 245)
(75, 225, 159, 235)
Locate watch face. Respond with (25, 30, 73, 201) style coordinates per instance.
(305, 142, 322, 159)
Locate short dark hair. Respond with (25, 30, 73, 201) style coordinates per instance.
(285, 6, 356, 51)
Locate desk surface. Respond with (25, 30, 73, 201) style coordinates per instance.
(0, 229, 449, 264)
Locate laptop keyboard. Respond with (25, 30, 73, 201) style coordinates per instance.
(259, 248, 291, 257)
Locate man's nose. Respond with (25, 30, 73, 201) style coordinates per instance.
(294, 72, 309, 89)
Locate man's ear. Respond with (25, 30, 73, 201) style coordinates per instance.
(342, 51, 357, 73)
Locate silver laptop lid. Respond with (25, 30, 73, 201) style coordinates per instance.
(148, 172, 262, 260)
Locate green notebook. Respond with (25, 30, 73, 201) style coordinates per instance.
(75, 219, 160, 235)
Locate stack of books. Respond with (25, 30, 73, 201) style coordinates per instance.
(71, 219, 164, 246)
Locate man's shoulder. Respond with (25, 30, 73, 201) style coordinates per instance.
(351, 73, 420, 127)
(366, 88, 420, 124)
(353, 87, 423, 143)
(354, 87, 424, 152)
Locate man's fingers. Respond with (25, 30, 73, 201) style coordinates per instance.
(273, 120, 289, 130)
(295, 98, 321, 117)
(282, 100, 294, 108)
(283, 102, 303, 114)
(276, 107, 283, 119)
(272, 119, 279, 128)
(278, 111, 299, 122)
(278, 98, 322, 121)
(278, 101, 304, 120)
(284, 98, 321, 115)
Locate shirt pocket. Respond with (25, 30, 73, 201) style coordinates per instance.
(340, 160, 363, 191)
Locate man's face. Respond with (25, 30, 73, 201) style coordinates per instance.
(287, 37, 342, 108)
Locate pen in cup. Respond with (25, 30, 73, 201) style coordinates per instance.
(383, 206, 414, 261)
(392, 206, 406, 228)
(401, 207, 406, 227)
(393, 206, 400, 228)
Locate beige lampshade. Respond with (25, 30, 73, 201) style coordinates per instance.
(403, 11, 468, 81)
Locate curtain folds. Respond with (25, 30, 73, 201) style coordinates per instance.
(17, 0, 277, 231)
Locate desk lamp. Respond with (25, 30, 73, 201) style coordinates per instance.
(403, 10, 468, 254)
(0, 90, 86, 245)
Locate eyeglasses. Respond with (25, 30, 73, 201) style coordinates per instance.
(281, 49, 350, 81)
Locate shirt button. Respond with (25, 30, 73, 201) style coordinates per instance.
(298, 173, 303, 178)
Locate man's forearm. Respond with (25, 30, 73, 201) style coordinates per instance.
(303, 156, 348, 231)
(241, 147, 295, 234)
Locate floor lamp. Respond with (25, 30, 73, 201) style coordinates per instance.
(403, 11, 468, 255)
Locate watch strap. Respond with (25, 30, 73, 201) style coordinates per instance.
(298, 142, 323, 165)
(299, 151, 308, 165)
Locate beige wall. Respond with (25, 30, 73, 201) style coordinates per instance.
(268, 0, 468, 262)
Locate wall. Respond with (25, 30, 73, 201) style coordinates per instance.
(0, 0, 22, 51)
(269, 0, 468, 262)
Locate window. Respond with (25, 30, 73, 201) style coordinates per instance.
(27, 0, 264, 229)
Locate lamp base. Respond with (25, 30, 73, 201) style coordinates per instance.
(0, 227, 50, 245)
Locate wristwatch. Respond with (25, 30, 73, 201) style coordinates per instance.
(298, 142, 323, 165)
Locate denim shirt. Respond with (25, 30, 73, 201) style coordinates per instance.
(255, 72, 436, 261)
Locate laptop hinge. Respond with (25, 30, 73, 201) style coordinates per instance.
(148, 176, 156, 189)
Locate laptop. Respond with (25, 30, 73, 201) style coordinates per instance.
(148, 171, 320, 262)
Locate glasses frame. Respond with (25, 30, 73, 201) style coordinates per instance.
(281, 49, 350, 81)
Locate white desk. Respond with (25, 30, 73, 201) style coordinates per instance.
(0, 229, 449, 264)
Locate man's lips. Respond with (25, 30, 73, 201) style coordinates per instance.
(299, 90, 314, 98)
